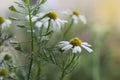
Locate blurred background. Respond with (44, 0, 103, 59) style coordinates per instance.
(1, 0, 120, 80)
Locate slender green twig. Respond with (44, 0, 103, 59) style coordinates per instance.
(49, 50, 57, 65)
(46, 19, 51, 33)
(63, 19, 73, 39)
(10, 40, 32, 44)
(0, 59, 4, 66)
(59, 54, 76, 80)
(40, 25, 44, 38)
(60, 68, 66, 80)
(64, 54, 76, 71)
(27, 0, 34, 80)
(50, 51, 58, 65)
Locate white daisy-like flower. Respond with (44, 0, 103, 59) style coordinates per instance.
(35, 11, 68, 29)
(0, 16, 11, 32)
(58, 37, 93, 53)
(62, 10, 87, 24)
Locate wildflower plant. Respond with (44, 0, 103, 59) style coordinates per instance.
(62, 9, 87, 24)
(0, 16, 12, 51)
(0, 0, 93, 80)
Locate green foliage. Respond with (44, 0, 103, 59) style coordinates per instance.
(17, 25, 26, 28)
(40, 0, 47, 4)
(8, 17, 18, 20)
(0, 0, 94, 80)
(22, 0, 28, 4)
(4, 54, 12, 61)
(9, 6, 20, 13)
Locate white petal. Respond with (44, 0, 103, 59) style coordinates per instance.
(43, 21, 49, 28)
(57, 19, 68, 24)
(79, 15, 87, 24)
(32, 16, 38, 22)
(6, 20, 12, 24)
(82, 42, 91, 47)
(62, 10, 72, 15)
(81, 45, 93, 53)
(55, 20, 61, 29)
(59, 44, 68, 48)
(76, 46, 82, 53)
(35, 21, 42, 28)
(25, 15, 29, 20)
(1, 20, 11, 30)
(73, 46, 82, 53)
(58, 41, 70, 47)
(41, 17, 49, 28)
(36, 13, 46, 18)
(72, 47, 77, 53)
(72, 15, 79, 24)
(59, 41, 69, 44)
(50, 19, 56, 29)
(62, 44, 73, 51)
(41, 17, 50, 23)
(26, 15, 38, 22)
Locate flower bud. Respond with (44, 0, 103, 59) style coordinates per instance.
(0, 69, 9, 76)
(4, 54, 12, 61)
(0, 16, 6, 24)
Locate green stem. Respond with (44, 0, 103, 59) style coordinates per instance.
(40, 25, 44, 37)
(63, 19, 73, 39)
(27, 0, 34, 80)
(46, 19, 51, 33)
(64, 54, 76, 70)
(59, 54, 76, 80)
(60, 69, 66, 80)
(0, 59, 4, 66)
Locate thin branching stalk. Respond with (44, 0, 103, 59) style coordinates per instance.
(27, 0, 34, 80)
(63, 19, 73, 38)
(0, 59, 4, 66)
(46, 19, 51, 33)
(59, 54, 76, 80)
(60, 68, 66, 80)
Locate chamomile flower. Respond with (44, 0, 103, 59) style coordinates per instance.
(35, 11, 68, 29)
(58, 37, 93, 53)
(62, 10, 87, 24)
(0, 16, 11, 32)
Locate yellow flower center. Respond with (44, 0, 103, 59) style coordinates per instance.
(0, 16, 6, 24)
(0, 69, 8, 76)
(70, 37, 82, 46)
(48, 11, 58, 20)
(72, 10, 80, 16)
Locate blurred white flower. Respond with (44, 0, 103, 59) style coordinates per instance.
(62, 10, 87, 24)
(28, 11, 67, 30)
(38, 36, 49, 41)
(58, 37, 93, 53)
(0, 16, 11, 32)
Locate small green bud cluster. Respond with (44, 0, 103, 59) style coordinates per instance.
(4, 54, 12, 61)
(0, 69, 9, 76)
